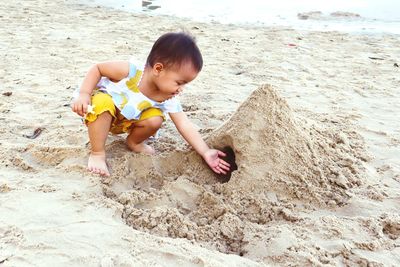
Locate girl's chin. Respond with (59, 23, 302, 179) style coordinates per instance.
(163, 95, 175, 101)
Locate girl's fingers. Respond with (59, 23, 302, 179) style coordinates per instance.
(75, 103, 82, 116)
(213, 167, 221, 174)
(213, 165, 227, 175)
(218, 167, 227, 174)
(217, 150, 227, 157)
(72, 101, 89, 117)
(82, 104, 87, 115)
(220, 159, 230, 167)
(78, 104, 87, 117)
(220, 164, 230, 171)
(79, 107, 84, 117)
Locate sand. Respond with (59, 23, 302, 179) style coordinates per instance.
(1, 0, 400, 266)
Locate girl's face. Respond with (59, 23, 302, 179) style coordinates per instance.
(153, 61, 199, 100)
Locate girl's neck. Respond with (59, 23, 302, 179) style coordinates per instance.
(138, 66, 163, 102)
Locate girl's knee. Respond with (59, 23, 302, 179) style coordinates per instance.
(86, 111, 113, 128)
(137, 116, 163, 130)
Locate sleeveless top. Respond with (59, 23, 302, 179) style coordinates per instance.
(96, 59, 182, 120)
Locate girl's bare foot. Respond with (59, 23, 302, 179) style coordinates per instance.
(128, 142, 155, 154)
(88, 151, 110, 176)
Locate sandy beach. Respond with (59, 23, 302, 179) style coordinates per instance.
(1, 0, 400, 266)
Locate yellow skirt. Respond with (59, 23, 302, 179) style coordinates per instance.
(85, 92, 164, 134)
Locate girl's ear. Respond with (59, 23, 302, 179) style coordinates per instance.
(152, 63, 164, 76)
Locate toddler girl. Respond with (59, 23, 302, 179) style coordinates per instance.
(72, 32, 230, 176)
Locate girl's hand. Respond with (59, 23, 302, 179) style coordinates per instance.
(202, 149, 231, 174)
(72, 93, 91, 117)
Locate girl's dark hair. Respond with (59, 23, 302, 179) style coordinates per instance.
(146, 32, 203, 72)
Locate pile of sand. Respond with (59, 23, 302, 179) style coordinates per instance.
(101, 85, 367, 258)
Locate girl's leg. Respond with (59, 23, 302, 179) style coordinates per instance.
(126, 116, 163, 154)
(87, 112, 112, 176)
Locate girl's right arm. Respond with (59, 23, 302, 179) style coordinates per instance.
(72, 61, 130, 117)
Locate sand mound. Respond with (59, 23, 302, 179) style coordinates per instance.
(207, 84, 366, 205)
(102, 85, 367, 257)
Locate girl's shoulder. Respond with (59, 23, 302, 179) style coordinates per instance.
(128, 57, 145, 77)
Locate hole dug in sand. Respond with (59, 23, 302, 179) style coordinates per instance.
(102, 84, 367, 258)
(216, 146, 238, 183)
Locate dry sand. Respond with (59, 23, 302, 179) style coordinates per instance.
(1, 0, 400, 266)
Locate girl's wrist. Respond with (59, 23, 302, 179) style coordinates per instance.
(199, 147, 210, 158)
(79, 91, 91, 96)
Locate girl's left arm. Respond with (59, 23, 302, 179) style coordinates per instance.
(170, 112, 230, 174)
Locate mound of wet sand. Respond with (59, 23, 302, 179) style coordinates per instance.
(101, 84, 367, 257)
